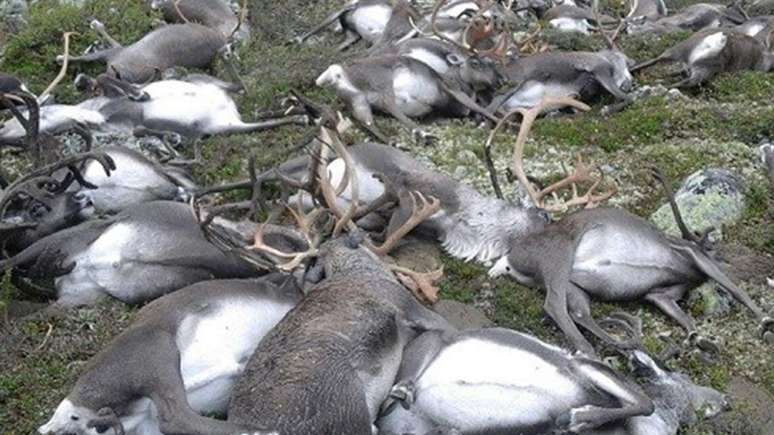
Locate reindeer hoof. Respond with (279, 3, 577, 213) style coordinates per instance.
(556, 405, 597, 433)
(687, 332, 720, 355)
(390, 381, 416, 409)
(89, 19, 105, 31)
(412, 129, 437, 146)
(759, 317, 774, 344)
(55, 55, 65, 65)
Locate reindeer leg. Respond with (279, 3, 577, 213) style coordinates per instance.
(567, 287, 639, 350)
(558, 358, 654, 432)
(296, 5, 355, 43)
(147, 332, 262, 435)
(380, 96, 436, 145)
(349, 93, 391, 143)
(544, 265, 598, 358)
(59, 48, 120, 65)
(337, 30, 362, 51)
(89, 19, 122, 49)
(645, 289, 719, 354)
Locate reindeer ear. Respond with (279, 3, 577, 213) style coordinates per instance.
(446, 53, 464, 66)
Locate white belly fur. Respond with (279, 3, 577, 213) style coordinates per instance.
(414, 337, 585, 432)
(689, 32, 727, 64)
(392, 67, 439, 117)
(352, 4, 392, 41)
(504, 81, 578, 111)
(550, 17, 593, 34)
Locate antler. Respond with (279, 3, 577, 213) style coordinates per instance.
(485, 96, 616, 212)
(39, 32, 77, 103)
(431, 0, 476, 52)
(592, 0, 624, 51)
(650, 167, 704, 244)
(315, 125, 444, 302)
(247, 201, 325, 271)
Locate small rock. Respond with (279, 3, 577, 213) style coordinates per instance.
(433, 300, 493, 330)
(687, 282, 732, 317)
(650, 168, 745, 242)
(390, 237, 443, 273)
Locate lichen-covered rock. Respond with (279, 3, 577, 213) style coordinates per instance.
(650, 168, 745, 241)
(433, 300, 493, 330)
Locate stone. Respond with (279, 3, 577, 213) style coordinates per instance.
(650, 168, 745, 242)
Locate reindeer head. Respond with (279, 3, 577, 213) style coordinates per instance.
(630, 350, 729, 428)
(38, 398, 109, 435)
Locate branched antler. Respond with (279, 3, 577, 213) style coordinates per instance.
(484, 96, 616, 212)
(39, 32, 77, 103)
(592, 0, 624, 51)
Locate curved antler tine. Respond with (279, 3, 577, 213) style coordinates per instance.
(39, 31, 78, 103)
(318, 126, 359, 236)
(650, 166, 698, 242)
(431, 0, 474, 53)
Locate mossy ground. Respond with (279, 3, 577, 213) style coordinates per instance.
(2, 0, 774, 433)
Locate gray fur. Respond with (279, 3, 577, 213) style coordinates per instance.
(0, 201, 261, 306)
(378, 327, 655, 434)
(491, 50, 634, 112)
(491, 207, 771, 356)
(151, 0, 250, 40)
(65, 21, 227, 83)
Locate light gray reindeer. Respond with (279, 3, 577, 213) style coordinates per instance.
(296, 0, 420, 51)
(627, 3, 746, 34)
(62, 19, 229, 83)
(626, 0, 667, 21)
(488, 98, 774, 357)
(38, 278, 299, 435)
(631, 28, 774, 87)
(377, 323, 728, 435)
(0, 74, 307, 141)
(315, 53, 501, 143)
(0, 201, 261, 306)
(490, 1, 634, 114)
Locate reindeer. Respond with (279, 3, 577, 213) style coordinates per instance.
(0, 200, 264, 307)
(631, 29, 774, 88)
(0, 152, 115, 254)
(38, 278, 298, 435)
(62, 19, 230, 83)
(295, 0, 420, 51)
(378, 319, 728, 434)
(736, 15, 774, 46)
(627, 3, 746, 35)
(489, 0, 634, 114)
(487, 97, 774, 357)
(626, 0, 667, 21)
(0, 73, 307, 141)
(0, 73, 39, 149)
(182, 126, 453, 434)
(315, 52, 501, 143)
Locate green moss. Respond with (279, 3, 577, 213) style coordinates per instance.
(0, 270, 17, 319)
(703, 72, 774, 103)
(1, 0, 159, 103)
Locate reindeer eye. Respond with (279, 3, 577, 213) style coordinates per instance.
(95, 424, 110, 434)
(70, 415, 79, 421)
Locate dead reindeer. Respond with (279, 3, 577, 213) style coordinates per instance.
(0, 200, 265, 307)
(150, 0, 251, 41)
(627, 3, 746, 35)
(371, 37, 473, 77)
(181, 126, 454, 434)
(0, 152, 116, 254)
(67, 145, 197, 217)
(39, 278, 298, 435)
(0, 73, 307, 141)
(630, 28, 774, 88)
(295, 0, 421, 51)
(378, 320, 728, 435)
(490, 26, 633, 114)
(542, 4, 617, 34)
(315, 51, 501, 143)
(62, 19, 231, 84)
(488, 97, 774, 357)
(735, 15, 774, 46)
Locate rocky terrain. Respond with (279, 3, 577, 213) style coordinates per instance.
(1, 0, 773, 433)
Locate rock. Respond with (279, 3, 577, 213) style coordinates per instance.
(650, 168, 745, 242)
(687, 282, 732, 317)
(390, 237, 443, 273)
(698, 377, 774, 435)
(433, 300, 493, 330)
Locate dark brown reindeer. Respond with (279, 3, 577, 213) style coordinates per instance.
(631, 28, 774, 87)
(488, 97, 774, 357)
